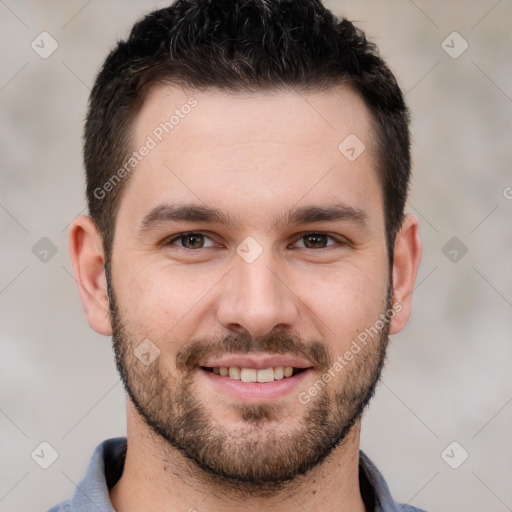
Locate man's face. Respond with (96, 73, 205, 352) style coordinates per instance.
(108, 84, 393, 485)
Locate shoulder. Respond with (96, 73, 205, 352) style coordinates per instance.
(359, 450, 431, 512)
(44, 437, 127, 512)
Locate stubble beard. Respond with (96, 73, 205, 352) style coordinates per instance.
(107, 271, 391, 489)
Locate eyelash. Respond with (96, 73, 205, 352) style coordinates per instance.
(165, 231, 347, 250)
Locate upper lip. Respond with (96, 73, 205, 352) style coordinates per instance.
(200, 354, 313, 370)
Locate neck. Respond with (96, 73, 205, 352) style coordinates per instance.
(110, 401, 366, 512)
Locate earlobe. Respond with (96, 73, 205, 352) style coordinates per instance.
(69, 215, 113, 336)
(388, 214, 422, 335)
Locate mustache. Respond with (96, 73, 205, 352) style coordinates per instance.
(176, 328, 332, 373)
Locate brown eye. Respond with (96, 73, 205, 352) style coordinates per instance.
(293, 233, 339, 249)
(168, 233, 216, 249)
(302, 234, 329, 248)
(181, 234, 204, 249)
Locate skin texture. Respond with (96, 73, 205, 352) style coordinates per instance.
(70, 84, 421, 512)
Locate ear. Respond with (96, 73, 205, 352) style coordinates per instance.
(69, 215, 112, 336)
(388, 214, 422, 335)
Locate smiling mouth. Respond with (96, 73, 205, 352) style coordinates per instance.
(200, 366, 308, 383)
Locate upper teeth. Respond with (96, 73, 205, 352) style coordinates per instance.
(212, 366, 295, 382)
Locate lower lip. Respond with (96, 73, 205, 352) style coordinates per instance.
(198, 367, 312, 402)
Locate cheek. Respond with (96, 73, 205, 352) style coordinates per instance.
(294, 261, 389, 346)
(118, 260, 217, 336)
(115, 244, 389, 353)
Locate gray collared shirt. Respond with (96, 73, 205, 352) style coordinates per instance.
(47, 437, 428, 512)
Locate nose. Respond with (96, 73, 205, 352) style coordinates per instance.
(215, 248, 300, 339)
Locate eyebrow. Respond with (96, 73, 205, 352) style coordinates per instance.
(136, 202, 369, 236)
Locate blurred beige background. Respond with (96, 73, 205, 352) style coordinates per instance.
(1, 1, 511, 511)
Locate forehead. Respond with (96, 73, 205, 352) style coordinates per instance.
(118, 83, 382, 230)
(135, 83, 375, 156)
